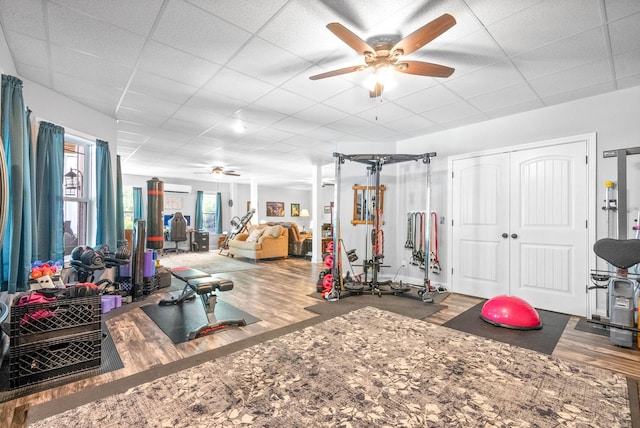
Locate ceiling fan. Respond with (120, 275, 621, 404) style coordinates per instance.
(210, 166, 240, 176)
(310, 13, 456, 97)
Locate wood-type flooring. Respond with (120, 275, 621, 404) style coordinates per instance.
(2, 252, 640, 427)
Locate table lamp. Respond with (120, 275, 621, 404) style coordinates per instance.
(300, 209, 310, 232)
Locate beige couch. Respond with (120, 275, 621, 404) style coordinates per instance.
(228, 224, 289, 261)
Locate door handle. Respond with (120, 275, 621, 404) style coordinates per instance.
(511, 233, 518, 239)
(501, 233, 508, 238)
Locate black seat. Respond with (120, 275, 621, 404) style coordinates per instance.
(593, 238, 640, 270)
(164, 212, 187, 253)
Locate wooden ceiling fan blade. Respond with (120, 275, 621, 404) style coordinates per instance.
(326, 22, 375, 55)
(395, 61, 454, 78)
(309, 65, 366, 80)
(391, 13, 456, 57)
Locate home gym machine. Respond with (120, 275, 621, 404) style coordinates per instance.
(324, 152, 436, 302)
(589, 146, 640, 347)
(219, 208, 255, 255)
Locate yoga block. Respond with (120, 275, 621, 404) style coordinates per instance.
(101, 295, 122, 314)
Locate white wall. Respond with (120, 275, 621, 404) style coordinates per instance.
(256, 186, 311, 226)
(392, 86, 640, 294)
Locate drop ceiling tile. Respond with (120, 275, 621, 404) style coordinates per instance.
(138, 41, 221, 88)
(356, 101, 414, 125)
(127, 71, 199, 104)
(614, 48, 640, 78)
(542, 81, 616, 106)
(119, 91, 181, 117)
(53, 0, 164, 36)
(152, 0, 251, 64)
(271, 116, 318, 134)
(295, 103, 350, 125)
(381, 114, 436, 133)
(186, 0, 288, 33)
(232, 107, 286, 126)
(445, 60, 525, 99)
(512, 27, 608, 80)
(15, 63, 50, 88)
(51, 45, 132, 89)
(420, 100, 481, 124)
(117, 130, 148, 144)
(468, 82, 540, 112)
(51, 72, 122, 108)
(487, 0, 602, 57)
(608, 12, 640, 54)
(117, 106, 168, 127)
(47, 3, 145, 66)
(246, 126, 294, 142)
(395, 84, 462, 113)
(226, 36, 313, 86)
(355, 124, 400, 141)
(326, 115, 374, 134)
(203, 68, 276, 104)
(160, 117, 211, 136)
(604, 0, 640, 21)
(485, 98, 545, 119)
(171, 105, 226, 130)
(4, 31, 48, 70)
(322, 86, 384, 115)
(617, 73, 640, 89)
(439, 112, 489, 129)
(464, 0, 542, 26)
(186, 89, 246, 117)
(257, 1, 347, 62)
(252, 88, 316, 115)
(529, 58, 613, 98)
(0, 0, 46, 39)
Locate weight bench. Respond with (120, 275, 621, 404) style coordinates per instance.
(158, 267, 247, 340)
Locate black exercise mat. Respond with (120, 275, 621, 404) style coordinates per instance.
(0, 324, 124, 403)
(574, 318, 610, 337)
(141, 299, 261, 344)
(305, 292, 448, 320)
(442, 301, 570, 355)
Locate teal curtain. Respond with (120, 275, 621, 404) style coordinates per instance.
(133, 187, 143, 220)
(195, 190, 203, 230)
(27, 109, 37, 258)
(95, 139, 116, 250)
(215, 192, 222, 234)
(0, 75, 34, 293)
(116, 155, 124, 242)
(35, 121, 64, 262)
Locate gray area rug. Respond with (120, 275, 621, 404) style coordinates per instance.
(160, 252, 262, 274)
(28, 307, 631, 427)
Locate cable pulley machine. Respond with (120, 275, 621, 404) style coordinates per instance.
(326, 152, 436, 302)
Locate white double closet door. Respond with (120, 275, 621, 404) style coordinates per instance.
(450, 138, 590, 316)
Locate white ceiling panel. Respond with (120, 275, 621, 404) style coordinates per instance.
(152, 0, 251, 64)
(47, 3, 145, 66)
(1, 1, 638, 188)
(203, 68, 275, 104)
(53, 0, 165, 36)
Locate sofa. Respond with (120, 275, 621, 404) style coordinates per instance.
(228, 224, 289, 261)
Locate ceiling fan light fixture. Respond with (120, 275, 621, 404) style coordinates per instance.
(363, 66, 396, 92)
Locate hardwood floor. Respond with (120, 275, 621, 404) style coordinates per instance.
(2, 251, 640, 427)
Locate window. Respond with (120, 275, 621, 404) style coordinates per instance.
(63, 137, 92, 256)
(203, 193, 218, 232)
(122, 186, 134, 230)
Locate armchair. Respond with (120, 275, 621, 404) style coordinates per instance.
(164, 212, 187, 253)
(288, 223, 311, 257)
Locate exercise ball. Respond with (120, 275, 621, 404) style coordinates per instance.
(480, 295, 542, 330)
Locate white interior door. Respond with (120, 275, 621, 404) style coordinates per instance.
(451, 153, 510, 299)
(451, 141, 589, 316)
(509, 142, 588, 315)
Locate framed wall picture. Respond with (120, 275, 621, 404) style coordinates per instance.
(323, 205, 331, 214)
(266, 201, 285, 217)
(291, 203, 300, 216)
